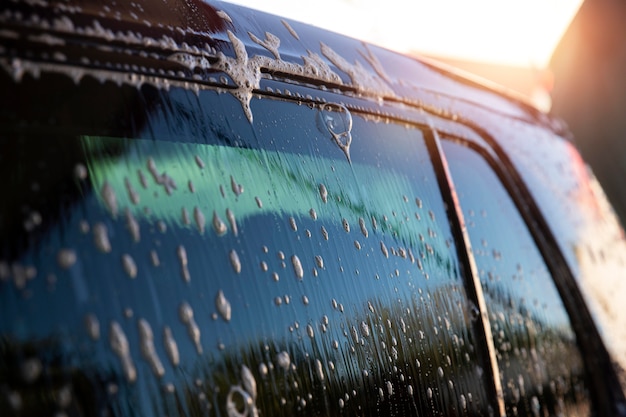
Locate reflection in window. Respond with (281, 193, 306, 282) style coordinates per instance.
(1, 82, 496, 416)
(443, 140, 591, 417)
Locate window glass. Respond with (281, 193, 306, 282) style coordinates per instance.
(443, 140, 591, 417)
(0, 77, 496, 416)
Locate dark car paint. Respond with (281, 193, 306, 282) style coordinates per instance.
(1, 1, 626, 416)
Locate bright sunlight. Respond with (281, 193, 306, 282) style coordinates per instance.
(226, 0, 582, 68)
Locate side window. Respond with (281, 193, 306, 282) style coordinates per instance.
(1, 79, 498, 416)
(443, 140, 591, 417)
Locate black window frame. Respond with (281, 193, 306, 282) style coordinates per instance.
(432, 129, 626, 417)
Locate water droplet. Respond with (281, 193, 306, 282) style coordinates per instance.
(216, 290, 232, 322)
(101, 181, 118, 217)
(124, 177, 140, 205)
(181, 207, 190, 225)
(307, 324, 314, 338)
(226, 208, 238, 236)
(216, 9, 233, 23)
(195, 155, 205, 169)
(281, 19, 300, 40)
(354, 240, 361, 250)
(138, 170, 148, 189)
(20, 357, 42, 384)
(380, 241, 389, 258)
(350, 326, 359, 344)
(289, 217, 297, 231)
(57, 248, 77, 269)
(302, 295, 309, 305)
(138, 318, 165, 378)
(23, 210, 42, 232)
(276, 351, 290, 370)
(226, 385, 256, 417)
(321, 226, 329, 240)
(358, 217, 368, 238)
(122, 254, 137, 278)
(109, 321, 136, 382)
(255, 196, 263, 208)
(291, 255, 303, 280)
(386, 381, 393, 396)
(230, 175, 243, 196)
(194, 206, 205, 234)
(125, 209, 140, 242)
(179, 302, 202, 354)
(259, 363, 268, 377)
(93, 223, 111, 253)
(188, 180, 195, 193)
(74, 163, 88, 180)
(230, 250, 241, 274)
(342, 218, 350, 233)
(163, 326, 179, 366)
(85, 313, 100, 340)
(206, 211, 225, 236)
(531, 396, 540, 417)
(317, 103, 353, 162)
(360, 321, 370, 337)
(241, 365, 257, 399)
(315, 359, 324, 381)
(177, 245, 190, 282)
(319, 184, 328, 203)
(314, 255, 324, 269)
(150, 250, 160, 267)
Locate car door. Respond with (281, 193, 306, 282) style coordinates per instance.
(0, 71, 502, 416)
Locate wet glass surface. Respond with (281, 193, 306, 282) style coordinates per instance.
(1, 75, 495, 416)
(444, 140, 592, 417)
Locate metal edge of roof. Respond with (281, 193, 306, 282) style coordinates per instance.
(0, 0, 567, 136)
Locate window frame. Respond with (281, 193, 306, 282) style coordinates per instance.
(433, 130, 626, 417)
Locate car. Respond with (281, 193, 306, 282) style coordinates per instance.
(1, 1, 626, 416)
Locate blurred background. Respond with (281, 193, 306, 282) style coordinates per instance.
(229, 0, 626, 230)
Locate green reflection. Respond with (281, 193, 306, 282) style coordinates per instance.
(84, 135, 447, 254)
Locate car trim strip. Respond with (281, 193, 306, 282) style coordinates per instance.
(425, 128, 506, 417)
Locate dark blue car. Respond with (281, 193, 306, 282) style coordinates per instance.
(1, 1, 625, 416)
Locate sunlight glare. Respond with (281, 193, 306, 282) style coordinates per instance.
(226, 0, 582, 68)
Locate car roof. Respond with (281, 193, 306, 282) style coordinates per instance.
(0, 0, 562, 133)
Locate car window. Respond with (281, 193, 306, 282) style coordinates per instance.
(443, 139, 592, 417)
(0, 79, 497, 416)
